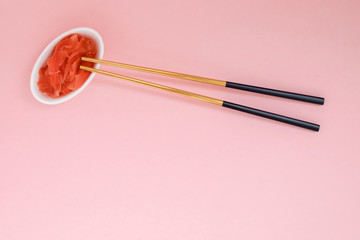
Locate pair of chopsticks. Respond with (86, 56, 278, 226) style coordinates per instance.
(80, 57, 324, 131)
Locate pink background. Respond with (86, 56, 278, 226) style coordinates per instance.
(1, 0, 360, 239)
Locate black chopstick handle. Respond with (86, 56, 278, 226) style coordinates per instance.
(225, 81, 324, 105)
(222, 101, 320, 131)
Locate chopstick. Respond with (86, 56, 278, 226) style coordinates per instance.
(79, 63, 320, 131)
(82, 57, 324, 105)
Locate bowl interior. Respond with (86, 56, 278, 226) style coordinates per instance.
(30, 27, 104, 104)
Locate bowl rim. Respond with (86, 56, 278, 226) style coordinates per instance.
(30, 27, 104, 104)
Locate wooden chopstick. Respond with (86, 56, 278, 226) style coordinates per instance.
(81, 57, 324, 105)
(80, 65, 320, 131)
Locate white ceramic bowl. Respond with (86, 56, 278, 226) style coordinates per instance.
(30, 27, 104, 104)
